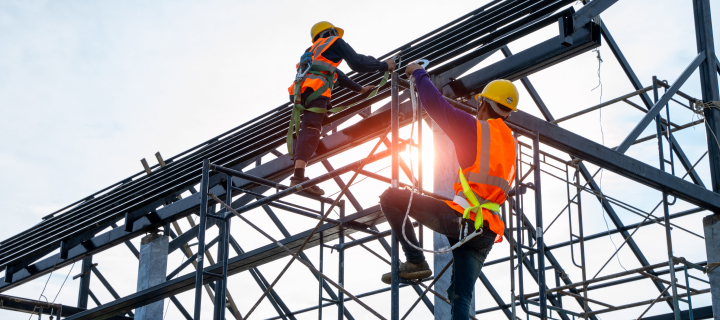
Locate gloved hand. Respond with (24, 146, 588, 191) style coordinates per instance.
(405, 62, 423, 78)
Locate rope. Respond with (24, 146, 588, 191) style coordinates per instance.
(691, 100, 720, 151)
(51, 262, 75, 304)
(28, 256, 61, 320)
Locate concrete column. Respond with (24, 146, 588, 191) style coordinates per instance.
(703, 214, 720, 318)
(433, 120, 475, 319)
(135, 233, 169, 320)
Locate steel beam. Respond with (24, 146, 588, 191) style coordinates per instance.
(0, 294, 133, 320)
(478, 272, 513, 319)
(571, 0, 618, 33)
(507, 110, 720, 211)
(495, 31, 677, 308)
(692, 0, 720, 194)
(600, 22, 705, 187)
(615, 52, 706, 154)
(441, 22, 601, 98)
(641, 306, 713, 320)
(63, 205, 386, 320)
(76, 256, 92, 309)
(260, 204, 355, 320)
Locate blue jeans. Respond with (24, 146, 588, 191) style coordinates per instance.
(447, 242, 493, 320)
(379, 188, 496, 319)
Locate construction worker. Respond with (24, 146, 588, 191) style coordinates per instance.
(288, 21, 396, 196)
(379, 63, 518, 319)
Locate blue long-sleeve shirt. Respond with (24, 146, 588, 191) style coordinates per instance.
(412, 68, 477, 169)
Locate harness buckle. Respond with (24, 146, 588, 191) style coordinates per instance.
(296, 52, 313, 81)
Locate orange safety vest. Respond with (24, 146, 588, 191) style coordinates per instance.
(288, 36, 342, 99)
(444, 118, 517, 243)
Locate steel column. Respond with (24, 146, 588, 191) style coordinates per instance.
(194, 158, 211, 320)
(390, 68, 400, 320)
(654, 78, 681, 319)
(692, 0, 720, 194)
(77, 256, 92, 309)
(338, 202, 345, 320)
(599, 21, 705, 187)
(533, 134, 548, 319)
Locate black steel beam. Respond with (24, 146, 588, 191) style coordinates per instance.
(0, 95, 416, 291)
(0, 293, 133, 320)
(259, 205, 354, 320)
(615, 52, 706, 154)
(0, 184, 225, 292)
(76, 256, 92, 309)
(692, 0, 720, 194)
(442, 22, 601, 98)
(478, 272, 513, 319)
(571, 0, 617, 33)
(64, 205, 387, 320)
(642, 306, 713, 320)
(507, 110, 720, 211)
(439, 19, 708, 308)
(600, 22, 705, 187)
(91, 267, 134, 318)
(228, 234, 297, 320)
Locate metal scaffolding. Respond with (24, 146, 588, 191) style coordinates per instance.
(1, 0, 719, 319)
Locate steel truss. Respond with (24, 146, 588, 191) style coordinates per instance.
(1, 0, 719, 319)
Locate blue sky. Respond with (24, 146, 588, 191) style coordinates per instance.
(1, 0, 719, 319)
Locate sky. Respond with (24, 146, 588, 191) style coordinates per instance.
(1, 0, 720, 319)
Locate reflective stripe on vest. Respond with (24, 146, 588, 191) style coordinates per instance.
(445, 118, 517, 242)
(288, 36, 342, 98)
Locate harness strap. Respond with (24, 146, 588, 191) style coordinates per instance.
(457, 166, 502, 230)
(286, 70, 390, 156)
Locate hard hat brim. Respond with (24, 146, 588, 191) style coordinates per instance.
(335, 27, 344, 38)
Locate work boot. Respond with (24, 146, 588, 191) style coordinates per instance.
(381, 260, 432, 284)
(290, 176, 325, 197)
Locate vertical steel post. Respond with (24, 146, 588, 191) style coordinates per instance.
(575, 169, 588, 319)
(319, 231, 324, 320)
(77, 256, 92, 309)
(391, 232, 400, 320)
(692, 0, 720, 193)
(684, 264, 694, 320)
(214, 211, 224, 319)
(695, 2, 720, 311)
(338, 201, 345, 320)
(194, 158, 211, 320)
(390, 69, 400, 320)
(653, 78, 681, 319)
(215, 178, 233, 320)
(507, 202, 517, 320)
(391, 70, 399, 188)
(663, 84, 676, 176)
(418, 98, 424, 249)
(533, 134, 547, 319)
(418, 100, 423, 193)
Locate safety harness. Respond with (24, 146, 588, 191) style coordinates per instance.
(286, 43, 396, 156)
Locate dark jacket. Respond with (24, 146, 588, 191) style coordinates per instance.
(290, 38, 389, 104)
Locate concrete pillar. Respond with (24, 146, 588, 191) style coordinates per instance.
(433, 120, 475, 319)
(703, 214, 720, 318)
(135, 233, 169, 320)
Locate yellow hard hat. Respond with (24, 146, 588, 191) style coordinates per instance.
(475, 79, 519, 111)
(310, 21, 344, 42)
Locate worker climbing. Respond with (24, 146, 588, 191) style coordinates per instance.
(288, 21, 395, 196)
(379, 62, 519, 320)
